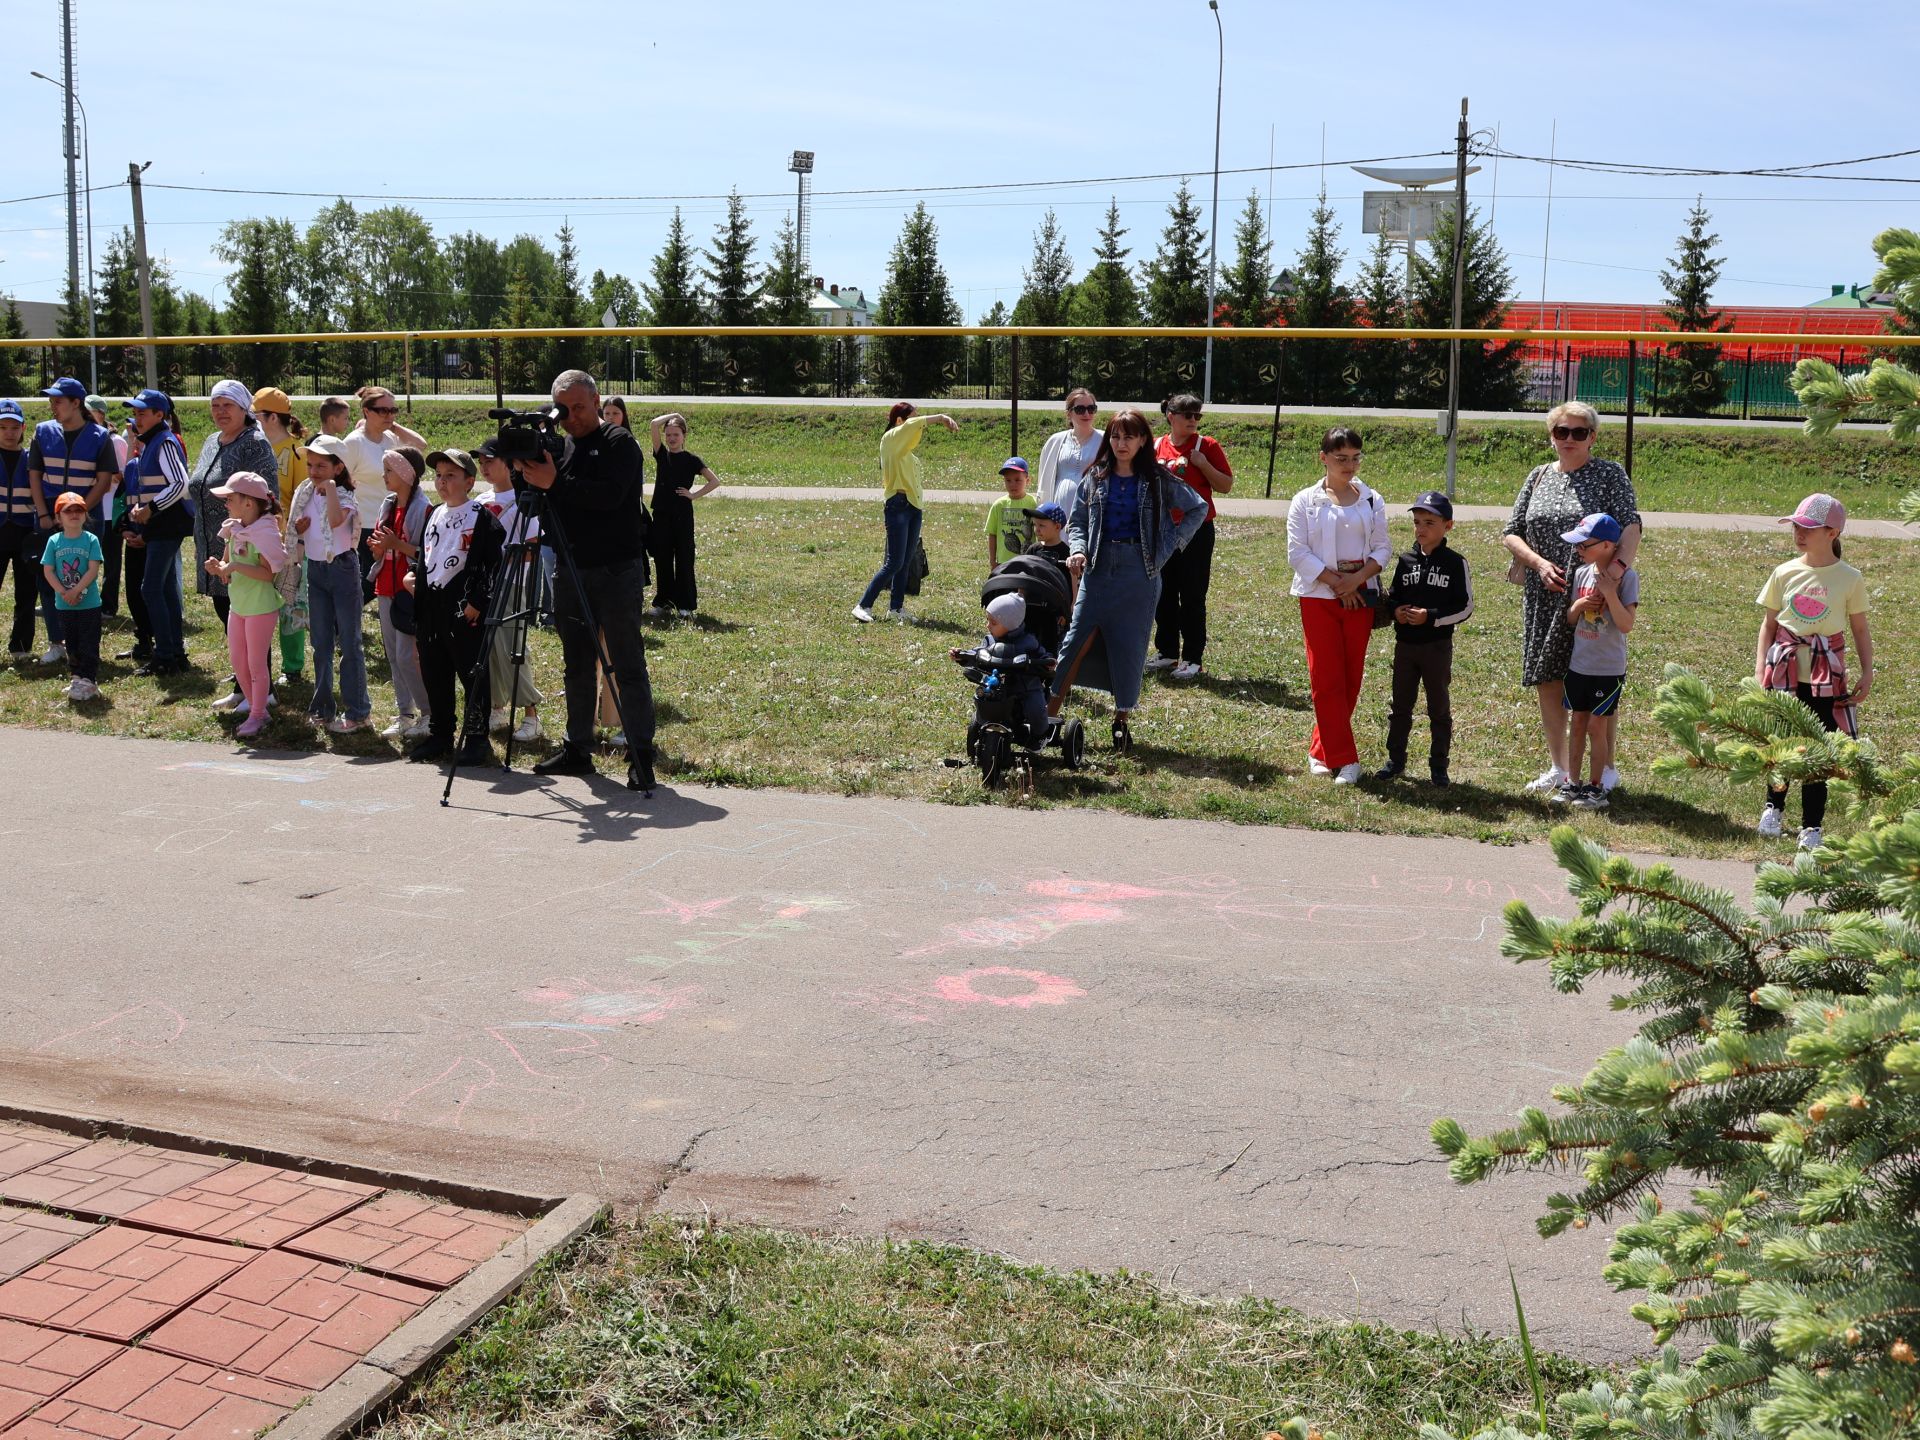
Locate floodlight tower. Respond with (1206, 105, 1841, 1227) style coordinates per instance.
(1354, 163, 1479, 295)
(789, 150, 815, 279)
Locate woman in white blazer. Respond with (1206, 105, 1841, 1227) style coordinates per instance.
(1285, 426, 1391, 784)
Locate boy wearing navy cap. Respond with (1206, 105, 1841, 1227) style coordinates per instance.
(985, 458, 1034, 570)
(1377, 491, 1472, 787)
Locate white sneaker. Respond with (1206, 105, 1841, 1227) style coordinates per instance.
(677, 608, 698, 618)
(488, 707, 510, 733)
(851, 605, 874, 624)
(1144, 655, 1179, 673)
(1598, 766, 1620, 793)
(1333, 763, 1362, 786)
(326, 716, 368, 735)
(404, 712, 433, 739)
(646, 604, 670, 618)
(38, 644, 67, 665)
(1525, 766, 1571, 793)
(1798, 826, 1823, 852)
(1757, 807, 1784, 838)
(512, 714, 543, 743)
(211, 689, 246, 713)
(1169, 661, 1202, 681)
(74, 679, 99, 700)
(1308, 756, 1332, 777)
(64, 678, 83, 700)
(380, 714, 415, 740)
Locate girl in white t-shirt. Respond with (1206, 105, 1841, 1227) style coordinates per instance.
(297, 439, 371, 733)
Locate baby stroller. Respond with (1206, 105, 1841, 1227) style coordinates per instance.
(955, 557, 1085, 788)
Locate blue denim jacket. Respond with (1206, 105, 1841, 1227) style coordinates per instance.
(1065, 463, 1208, 577)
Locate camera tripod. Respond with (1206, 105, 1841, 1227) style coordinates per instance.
(438, 477, 653, 803)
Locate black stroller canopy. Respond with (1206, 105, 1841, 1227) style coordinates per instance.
(981, 555, 1071, 616)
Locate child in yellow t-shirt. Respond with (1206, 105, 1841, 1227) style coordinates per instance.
(1753, 492, 1873, 851)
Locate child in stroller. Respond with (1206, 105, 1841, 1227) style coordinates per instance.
(951, 565, 1086, 786)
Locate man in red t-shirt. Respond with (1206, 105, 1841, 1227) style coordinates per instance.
(1149, 393, 1232, 680)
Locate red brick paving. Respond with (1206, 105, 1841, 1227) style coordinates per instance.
(0, 1129, 529, 1439)
(120, 1165, 378, 1250)
(0, 1129, 83, 1188)
(11, 1347, 305, 1440)
(0, 1146, 235, 1222)
(0, 1322, 120, 1429)
(145, 1249, 433, 1391)
(0, 1212, 98, 1283)
(285, 1192, 529, 1287)
(0, 1230, 249, 1342)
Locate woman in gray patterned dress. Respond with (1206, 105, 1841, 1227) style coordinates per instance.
(190, 379, 280, 706)
(1501, 402, 1641, 792)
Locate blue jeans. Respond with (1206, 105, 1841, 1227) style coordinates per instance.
(141, 535, 187, 664)
(307, 552, 370, 721)
(858, 493, 923, 612)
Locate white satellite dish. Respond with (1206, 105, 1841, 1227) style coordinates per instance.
(1352, 165, 1479, 190)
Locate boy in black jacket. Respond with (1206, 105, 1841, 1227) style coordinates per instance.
(407, 449, 504, 766)
(1377, 491, 1472, 787)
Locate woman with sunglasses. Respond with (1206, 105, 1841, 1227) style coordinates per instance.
(1048, 408, 1207, 752)
(1501, 402, 1641, 794)
(1035, 388, 1103, 521)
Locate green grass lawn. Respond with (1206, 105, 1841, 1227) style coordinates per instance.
(15, 398, 1918, 518)
(369, 1215, 1595, 1440)
(4, 506, 1911, 861)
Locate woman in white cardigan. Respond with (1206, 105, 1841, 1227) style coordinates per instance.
(1034, 388, 1103, 518)
(1285, 426, 1391, 784)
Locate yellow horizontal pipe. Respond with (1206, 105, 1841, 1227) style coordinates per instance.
(4, 324, 1915, 350)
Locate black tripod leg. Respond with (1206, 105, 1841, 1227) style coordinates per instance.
(441, 516, 542, 805)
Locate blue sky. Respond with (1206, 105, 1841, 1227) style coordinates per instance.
(0, 0, 1912, 322)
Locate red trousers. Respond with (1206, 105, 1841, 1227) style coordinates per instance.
(1300, 596, 1376, 769)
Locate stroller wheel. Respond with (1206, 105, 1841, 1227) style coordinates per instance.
(1061, 718, 1086, 770)
(978, 731, 1009, 790)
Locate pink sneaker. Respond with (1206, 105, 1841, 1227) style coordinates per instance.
(235, 718, 268, 741)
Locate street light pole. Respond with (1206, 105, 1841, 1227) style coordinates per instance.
(31, 68, 96, 392)
(1201, 0, 1223, 405)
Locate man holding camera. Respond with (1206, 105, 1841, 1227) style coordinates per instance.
(515, 369, 655, 788)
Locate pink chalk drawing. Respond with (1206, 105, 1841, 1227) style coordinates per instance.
(1025, 879, 1165, 902)
(833, 988, 936, 1025)
(35, 1002, 188, 1054)
(634, 894, 738, 925)
(933, 967, 1087, 1009)
(771, 894, 853, 920)
(903, 901, 1123, 958)
(520, 977, 699, 1028)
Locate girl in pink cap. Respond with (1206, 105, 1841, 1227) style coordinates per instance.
(1753, 491, 1874, 851)
(203, 472, 286, 741)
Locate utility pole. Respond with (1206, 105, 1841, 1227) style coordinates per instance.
(1442, 97, 1470, 499)
(1200, 0, 1224, 404)
(129, 162, 157, 388)
(60, 0, 81, 377)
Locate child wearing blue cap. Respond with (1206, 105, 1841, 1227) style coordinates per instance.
(985, 458, 1034, 571)
(1557, 512, 1638, 809)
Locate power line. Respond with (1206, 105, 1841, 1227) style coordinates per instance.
(1483, 143, 1920, 184)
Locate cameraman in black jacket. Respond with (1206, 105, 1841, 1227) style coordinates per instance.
(515, 369, 656, 787)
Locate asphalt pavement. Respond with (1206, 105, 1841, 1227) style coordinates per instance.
(0, 727, 1757, 1358)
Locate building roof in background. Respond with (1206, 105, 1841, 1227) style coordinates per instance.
(1807, 284, 1895, 310)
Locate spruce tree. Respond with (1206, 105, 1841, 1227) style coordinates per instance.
(1881, 228, 1920, 339)
(1011, 209, 1074, 399)
(0, 296, 30, 395)
(53, 273, 90, 384)
(968, 300, 1010, 397)
(92, 230, 145, 394)
(1278, 190, 1357, 406)
(1067, 199, 1142, 399)
(871, 203, 963, 398)
(1793, 226, 1920, 456)
(1141, 180, 1208, 400)
(644, 209, 703, 394)
(1214, 191, 1275, 403)
(1351, 230, 1407, 407)
(1407, 204, 1525, 410)
(547, 222, 588, 380)
(701, 192, 758, 394)
(499, 268, 546, 395)
(1653, 198, 1733, 416)
(218, 219, 291, 388)
(759, 214, 823, 397)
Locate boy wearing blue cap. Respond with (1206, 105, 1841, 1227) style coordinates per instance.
(1557, 512, 1638, 809)
(985, 458, 1034, 571)
(1377, 491, 1473, 787)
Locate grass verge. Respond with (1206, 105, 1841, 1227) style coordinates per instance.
(13, 398, 1918, 517)
(3, 506, 1911, 861)
(370, 1215, 1597, 1440)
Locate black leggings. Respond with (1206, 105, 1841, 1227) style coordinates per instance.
(1764, 683, 1838, 829)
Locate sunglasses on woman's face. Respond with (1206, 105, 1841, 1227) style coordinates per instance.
(1069, 404, 1098, 415)
(1551, 425, 1591, 441)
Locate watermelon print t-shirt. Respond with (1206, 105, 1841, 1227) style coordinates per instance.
(1757, 555, 1868, 681)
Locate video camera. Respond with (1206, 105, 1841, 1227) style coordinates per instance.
(486, 405, 570, 467)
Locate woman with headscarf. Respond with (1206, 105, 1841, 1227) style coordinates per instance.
(191, 380, 281, 710)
